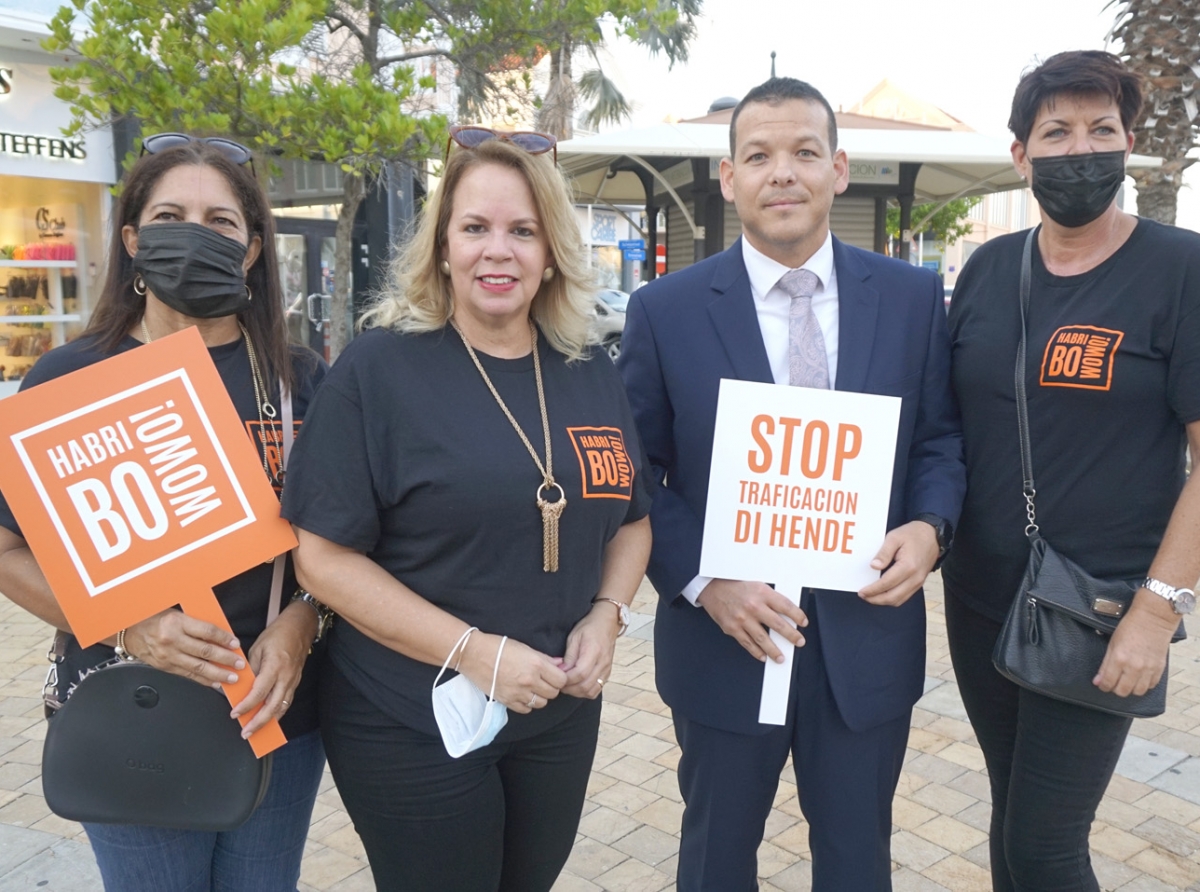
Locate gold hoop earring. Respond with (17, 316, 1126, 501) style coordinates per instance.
(133, 275, 147, 296)
(542, 267, 555, 283)
(440, 260, 451, 276)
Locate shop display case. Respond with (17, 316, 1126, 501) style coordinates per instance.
(0, 258, 83, 398)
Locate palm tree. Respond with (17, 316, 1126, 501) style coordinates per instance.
(1111, 0, 1200, 224)
(447, 1, 699, 139)
(534, 0, 702, 141)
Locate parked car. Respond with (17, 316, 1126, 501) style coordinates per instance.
(592, 289, 628, 360)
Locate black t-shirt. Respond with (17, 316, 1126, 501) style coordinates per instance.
(280, 326, 653, 738)
(943, 220, 1200, 621)
(0, 333, 327, 735)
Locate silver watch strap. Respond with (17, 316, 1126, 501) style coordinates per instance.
(1144, 577, 1192, 602)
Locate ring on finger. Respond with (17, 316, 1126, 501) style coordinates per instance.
(528, 693, 538, 709)
(280, 699, 290, 710)
(595, 678, 605, 688)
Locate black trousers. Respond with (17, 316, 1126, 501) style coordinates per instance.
(944, 591, 1133, 892)
(674, 593, 911, 891)
(318, 662, 601, 892)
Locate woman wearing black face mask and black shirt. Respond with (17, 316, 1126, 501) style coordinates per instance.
(0, 136, 329, 892)
(945, 51, 1200, 892)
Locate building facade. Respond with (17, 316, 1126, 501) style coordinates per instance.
(0, 6, 115, 397)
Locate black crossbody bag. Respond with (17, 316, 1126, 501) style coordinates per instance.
(40, 389, 295, 830)
(991, 229, 1183, 718)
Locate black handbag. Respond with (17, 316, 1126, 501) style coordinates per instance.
(991, 229, 1183, 718)
(42, 661, 272, 830)
(40, 389, 297, 830)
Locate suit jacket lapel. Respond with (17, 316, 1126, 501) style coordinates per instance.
(833, 237, 879, 393)
(706, 238, 774, 384)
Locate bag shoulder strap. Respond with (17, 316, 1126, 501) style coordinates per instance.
(1015, 227, 1040, 540)
(266, 382, 295, 626)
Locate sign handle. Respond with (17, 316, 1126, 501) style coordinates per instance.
(180, 588, 287, 757)
(758, 582, 803, 726)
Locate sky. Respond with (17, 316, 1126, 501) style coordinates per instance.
(598, 0, 1200, 231)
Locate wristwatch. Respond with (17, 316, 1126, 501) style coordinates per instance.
(1142, 577, 1196, 616)
(914, 513, 954, 567)
(593, 597, 631, 637)
(291, 589, 335, 641)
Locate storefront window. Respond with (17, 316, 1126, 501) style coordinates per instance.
(0, 175, 105, 396)
(0, 49, 115, 397)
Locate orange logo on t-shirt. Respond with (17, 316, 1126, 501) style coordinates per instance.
(1039, 325, 1124, 391)
(244, 420, 301, 491)
(568, 427, 634, 500)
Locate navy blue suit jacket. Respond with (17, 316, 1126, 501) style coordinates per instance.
(618, 236, 965, 735)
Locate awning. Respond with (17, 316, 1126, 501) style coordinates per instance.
(559, 122, 1162, 207)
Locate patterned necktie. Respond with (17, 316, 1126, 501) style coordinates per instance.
(779, 268, 830, 389)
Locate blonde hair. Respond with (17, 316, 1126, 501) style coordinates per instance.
(362, 138, 595, 360)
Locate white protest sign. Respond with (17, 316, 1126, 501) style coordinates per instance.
(699, 379, 902, 724)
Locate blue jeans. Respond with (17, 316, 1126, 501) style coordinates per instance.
(84, 729, 325, 892)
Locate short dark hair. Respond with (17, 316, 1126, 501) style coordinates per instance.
(86, 142, 301, 391)
(1008, 50, 1144, 144)
(728, 77, 838, 157)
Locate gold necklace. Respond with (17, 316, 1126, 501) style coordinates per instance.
(451, 319, 565, 572)
(140, 318, 276, 482)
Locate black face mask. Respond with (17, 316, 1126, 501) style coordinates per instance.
(132, 222, 251, 318)
(1029, 150, 1126, 228)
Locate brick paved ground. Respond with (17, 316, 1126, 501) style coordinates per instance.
(3, 574, 1200, 890)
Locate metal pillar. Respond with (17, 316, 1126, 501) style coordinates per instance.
(897, 163, 921, 263)
(873, 196, 888, 255)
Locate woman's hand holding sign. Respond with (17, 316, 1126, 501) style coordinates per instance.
(858, 521, 940, 607)
(697, 579, 809, 664)
(231, 602, 319, 736)
(123, 609, 245, 686)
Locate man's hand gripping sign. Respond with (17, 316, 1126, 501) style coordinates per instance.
(0, 328, 296, 755)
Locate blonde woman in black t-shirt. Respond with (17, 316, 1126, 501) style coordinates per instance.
(945, 51, 1200, 892)
(282, 133, 653, 891)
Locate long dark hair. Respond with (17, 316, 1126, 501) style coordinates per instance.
(86, 142, 296, 391)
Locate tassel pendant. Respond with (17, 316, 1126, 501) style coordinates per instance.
(537, 483, 567, 573)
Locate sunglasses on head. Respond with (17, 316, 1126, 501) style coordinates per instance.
(446, 125, 558, 164)
(140, 133, 256, 177)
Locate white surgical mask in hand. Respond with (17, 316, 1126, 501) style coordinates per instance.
(432, 629, 509, 758)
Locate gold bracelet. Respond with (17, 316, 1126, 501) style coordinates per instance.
(114, 628, 139, 662)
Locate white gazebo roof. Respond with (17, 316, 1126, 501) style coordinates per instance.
(559, 122, 1161, 207)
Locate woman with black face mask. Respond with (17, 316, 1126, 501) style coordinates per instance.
(0, 136, 330, 891)
(944, 51, 1200, 891)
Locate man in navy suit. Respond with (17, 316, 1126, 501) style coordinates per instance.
(618, 78, 966, 891)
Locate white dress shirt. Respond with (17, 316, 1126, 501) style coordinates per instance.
(680, 232, 841, 605)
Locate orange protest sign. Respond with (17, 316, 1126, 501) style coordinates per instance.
(0, 327, 295, 756)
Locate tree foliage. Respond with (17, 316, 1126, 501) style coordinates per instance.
(42, 0, 702, 354)
(1112, 0, 1200, 225)
(45, 0, 453, 358)
(528, 0, 701, 140)
(886, 197, 981, 248)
